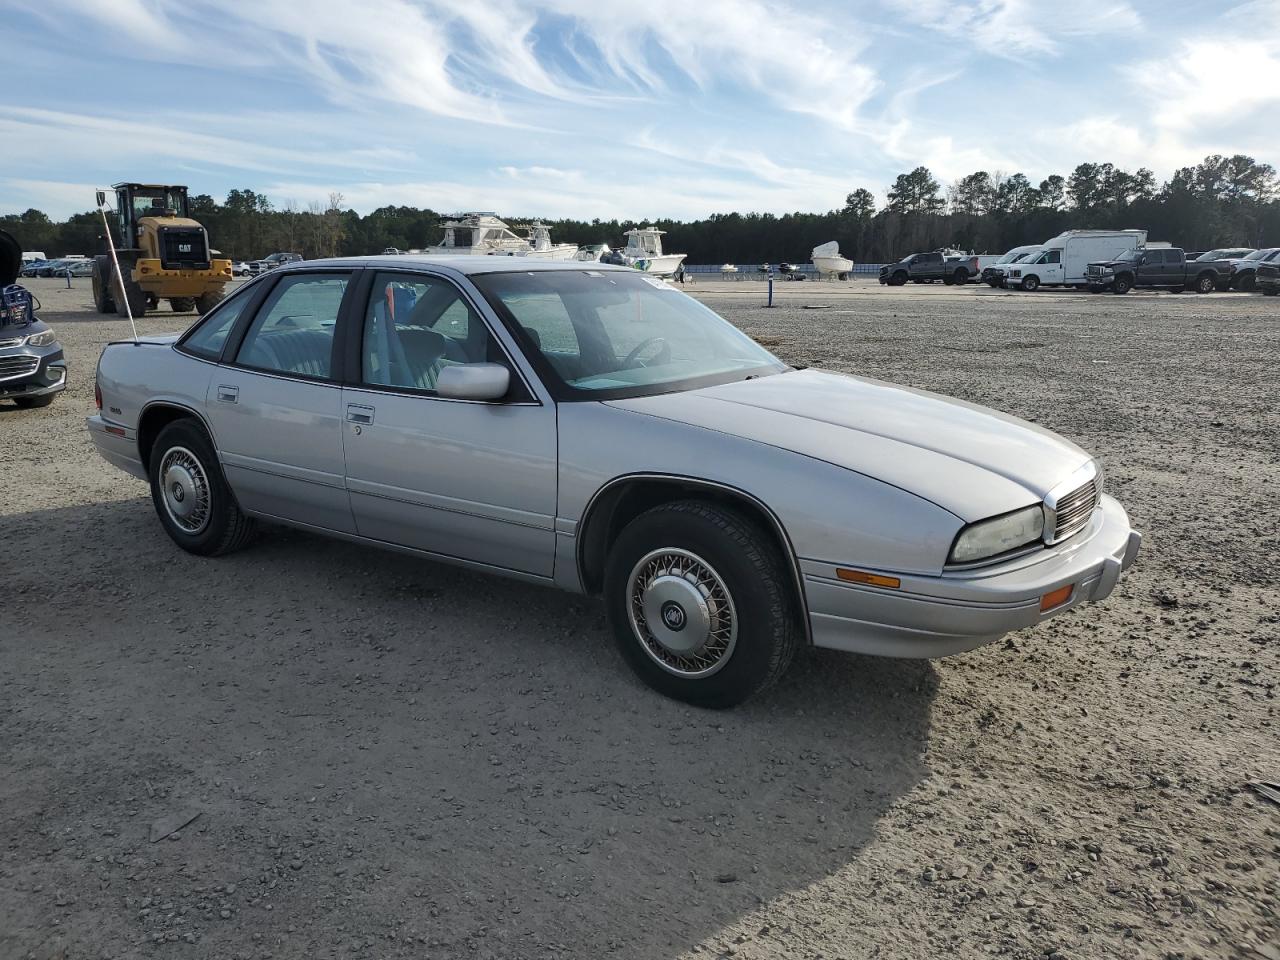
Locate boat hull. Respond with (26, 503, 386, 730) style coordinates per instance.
(813, 255, 854, 276)
(630, 253, 687, 277)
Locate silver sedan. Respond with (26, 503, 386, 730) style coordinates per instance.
(88, 257, 1140, 707)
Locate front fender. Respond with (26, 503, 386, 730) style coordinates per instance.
(556, 402, 964, 586)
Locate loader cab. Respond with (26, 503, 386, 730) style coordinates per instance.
(112, 183, 191, 249)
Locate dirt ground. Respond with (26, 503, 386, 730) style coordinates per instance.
(2, 275, 1277, 960)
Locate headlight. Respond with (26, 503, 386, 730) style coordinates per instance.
(25, 329, 57, 347)
(949, 505, 1045, 564)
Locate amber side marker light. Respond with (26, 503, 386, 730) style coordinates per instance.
(836, 568, 901, 589)
(1041, 584, 1074, 612)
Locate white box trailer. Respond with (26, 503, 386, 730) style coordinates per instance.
(1003, 230, 1147, 291)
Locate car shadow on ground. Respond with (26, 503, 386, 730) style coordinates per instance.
(3, 497, 938, 959)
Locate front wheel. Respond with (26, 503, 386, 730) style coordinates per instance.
(1112, 275, 1133, 294)
(149, 419, 256, 556)
(1237, 274, 1256, 292)
(1020, 275, 1040, 292)
(13, 394, 55, 409)
(889, 272, 907, 286)
(604, 501, 799, 708)
(169, 297, 196, 313)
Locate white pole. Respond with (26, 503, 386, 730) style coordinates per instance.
(97, 196, 138, 343)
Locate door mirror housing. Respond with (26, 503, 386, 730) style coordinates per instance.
(436, 362, 510, 401)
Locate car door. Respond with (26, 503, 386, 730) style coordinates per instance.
(205, 269, 358, 533)
(1039, 249, 1063, 284)
(340, 270, 557, 577)
(1136, 250, 1163, 285)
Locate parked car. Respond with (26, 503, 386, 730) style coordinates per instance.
(259, 252, 303, 270)
(66, 260, 96, 277)
(1224, 248, 1280, 291)
(87, 257, 1141, 707)
(982, 245, 1041, 287)
(232, 261, 252, 277)
(1193, 248, 1254, 263)
(1085, 247, 1235, 294)
(1002, 230, 1148, 291)
(19, 259, 49, 278)
(1256, 259, 1280, 296)
(1, 231, 67, 408)
(35, 258, 79, 278)
(878, 251, 984, 286)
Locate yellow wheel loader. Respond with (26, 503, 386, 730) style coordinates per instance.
(92, 183, 232, 317)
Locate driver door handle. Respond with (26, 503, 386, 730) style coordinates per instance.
(216, 385, 238, 403)
(346, 403, 375, 425)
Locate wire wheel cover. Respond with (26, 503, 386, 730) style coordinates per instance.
(627, 548, 738, 678)
(159, 446, 211, 534)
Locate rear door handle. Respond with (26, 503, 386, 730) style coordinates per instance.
(346, 403, 375, 425)
(217, 385, 238, 403)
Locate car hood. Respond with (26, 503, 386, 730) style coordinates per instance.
(606, 369, 1092, 522)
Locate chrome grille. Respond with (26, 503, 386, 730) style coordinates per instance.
(0, 355, 39, 381)
(0, 336, 25, 348)
(1049, 477, 1099, 543)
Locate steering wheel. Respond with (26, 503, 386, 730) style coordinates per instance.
(621, 336, 671, 368)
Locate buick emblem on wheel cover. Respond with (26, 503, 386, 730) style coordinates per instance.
(661, 601, 686, 631)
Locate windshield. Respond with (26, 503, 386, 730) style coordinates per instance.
(473, 270, 787, 400)
(1195, 248, 1248, 261)
(1243, 248, 1275, 261)
(1115, 248, 1142, 261)
(997, 248, 1032, 263)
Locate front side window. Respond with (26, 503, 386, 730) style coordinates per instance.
(474, 270, 786, 400)
(361, 272, 495, 392)
(180, 285, 254, 360)
(236, 273, 348, 379)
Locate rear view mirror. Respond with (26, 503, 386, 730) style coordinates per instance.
(436, 362, 510, 401)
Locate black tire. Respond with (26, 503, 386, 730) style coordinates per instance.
(1237, 274, 1256, 292)
(1020, 275, 1040, 292)
(889, 271, 908, 287)
(14, 394, 55, 409)
(169, 297, 197, 313)
(603, 500, 799, 708)
(110, 258, 148, 317)
(1194, 273, 1215, 294)
(1112, 275, 1133, 295)
(149, 419, 256, 556)
(1262, 287, 1278, 296)
(952, 268, 969, 285)
(92, 256, 116, 314)
(196, 290, 226, 315)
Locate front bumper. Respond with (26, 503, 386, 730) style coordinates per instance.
(86, 414, 148, 480)
(0, 346, 67, 400)
(803, 494, 1140, 657)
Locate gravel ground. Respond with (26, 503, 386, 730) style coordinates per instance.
(2, 276, 1277, 960)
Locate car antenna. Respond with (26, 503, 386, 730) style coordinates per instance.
(95, 189, 139, 344)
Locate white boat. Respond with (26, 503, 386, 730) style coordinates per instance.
(619, 226, 686, 277)
(811, 241, 854, 278)
(577, 243, 610, 262)
(427, 213, 554, 257)
(524, 221, 578, 260)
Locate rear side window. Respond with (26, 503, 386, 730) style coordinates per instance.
(235, 273, 348, 379)
(180, 286, 254, 360)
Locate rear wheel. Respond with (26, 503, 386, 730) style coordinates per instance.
(196, 290, 226, 315)
(110, 259, 147, 317)
(91, 256, 116, 314)
(149, 419, 256, 556)
(952, 268, 969, 285)
(169, 297, 197, 313)
(1194, 273, 1215, 294)
(1020, 275, 1040, 292)
(604, 501, 798, 708)
(1112, 275, 1133, 295)
(1237, 273, 1256, 292)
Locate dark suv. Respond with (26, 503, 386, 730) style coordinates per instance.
(1, 230, 67, 409)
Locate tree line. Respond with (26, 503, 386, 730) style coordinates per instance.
(4, 154, 1276, 266)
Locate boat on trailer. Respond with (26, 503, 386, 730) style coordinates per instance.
(811, 241, 854, 279)
(618, 226, 686, 277)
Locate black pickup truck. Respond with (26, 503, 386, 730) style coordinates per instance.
(878, 251, 981, 286)
(1084, 247, 1235, 294)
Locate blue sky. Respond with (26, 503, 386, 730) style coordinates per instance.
(3, 0, 1277, 220)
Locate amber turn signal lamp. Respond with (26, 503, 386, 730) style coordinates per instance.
(836, 568, 901, 589)
(1040, 584, 1073, 612)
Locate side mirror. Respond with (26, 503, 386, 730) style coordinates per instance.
(95, 190, 106, 208)
(436, 363, 510, 401)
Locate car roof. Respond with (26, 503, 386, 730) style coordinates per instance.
(279, 255, 636, 277)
